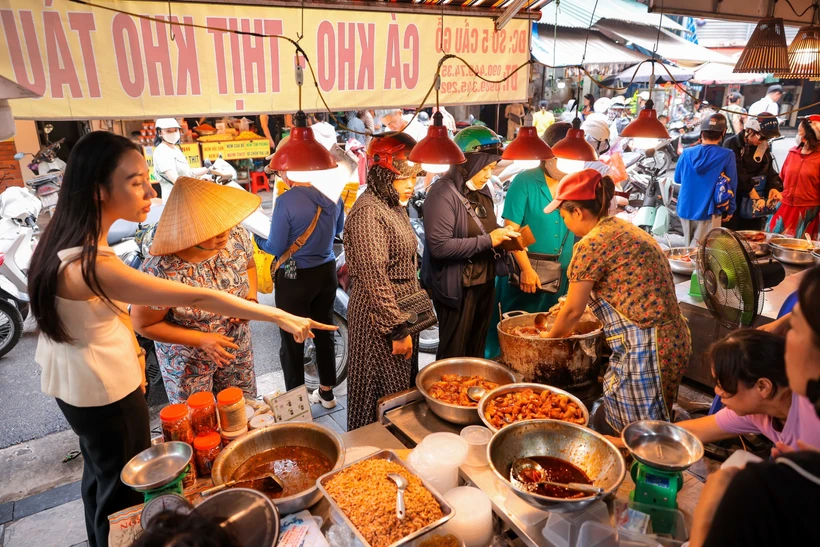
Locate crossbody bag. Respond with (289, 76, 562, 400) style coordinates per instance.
(506, 229, 570, 294)
(271, 207, 322, 287)
(448, 182, 509, 278)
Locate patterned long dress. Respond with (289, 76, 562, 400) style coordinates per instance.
(344, 189, 421, 430)
(140, 226, 256, 404)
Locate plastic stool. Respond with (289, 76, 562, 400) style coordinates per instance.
(249, 172, 271, 194)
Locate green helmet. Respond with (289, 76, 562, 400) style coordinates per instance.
(453, 125, 504, 155)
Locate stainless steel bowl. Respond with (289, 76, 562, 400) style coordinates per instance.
(736, 231, 773, 256)
(666, 247, 697, 275)
(211, 422, 344, 515)
(121, 442, 193, 492)
(192, 488, 280, 547)
(770, 237, 817, 266)
(622, 420, 704, 472)
(487, 420, 626, 513)
(478, 382, 589, 433)
(416, 358, 518, 425)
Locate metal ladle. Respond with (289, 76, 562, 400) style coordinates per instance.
(533, 313, 550, 330)
(200, 472, 284, 497)
(467, 385, 488, 402)
(387, 473, 407, 520)
(511, 458, 604, 496)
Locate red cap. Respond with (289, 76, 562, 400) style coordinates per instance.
(544, 169, 602, 214)
(217, 387, 244, 406)
(193, 431, 222, 451)
(187, 391, 215, 409)
(159, 404, 188, 423)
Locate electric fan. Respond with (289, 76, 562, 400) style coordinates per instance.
(696, 228, 786, 329)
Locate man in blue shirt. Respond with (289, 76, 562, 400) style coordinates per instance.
(675, 113, 738, 246)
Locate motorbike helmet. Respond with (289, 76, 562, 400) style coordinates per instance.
(453, 126, 504, 155)
(700, 113, 728, 133)
(366, 132, 419, 176)
(417, 111, 430, 125)
(581, 118, 611, 144)
(745, 114, 780, 140)
(593, 97, 611, 114)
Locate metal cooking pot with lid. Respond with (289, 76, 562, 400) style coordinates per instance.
(497, 310, 604, 390)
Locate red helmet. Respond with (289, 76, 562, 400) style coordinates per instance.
(367, 133, 417, 175)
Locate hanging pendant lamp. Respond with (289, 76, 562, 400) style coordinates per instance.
(552, 117, 597, 174)
(408, 111, 466, 174)
(734, 17, 790, 74)
(785, 24, 820, 78)
(502, 118, 555, 169)
(620, 99, 670, 150)
(269, 110, 337, 182)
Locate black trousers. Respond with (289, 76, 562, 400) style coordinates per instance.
(275, 261, 338, 390)
(56, 388, 150, 547)
(434, 280, 496, 360)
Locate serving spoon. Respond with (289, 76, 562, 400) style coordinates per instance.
(387, 473, 407, 520)
(200, 472, 284, 497)
(511, 458, 603, 496)
(467, 385, 488, 402)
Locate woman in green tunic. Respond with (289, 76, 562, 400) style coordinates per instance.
(485, 160, 572, 358)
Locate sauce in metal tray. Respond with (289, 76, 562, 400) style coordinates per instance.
(516, 456, 593, 499)
(232, 446, 332, 498)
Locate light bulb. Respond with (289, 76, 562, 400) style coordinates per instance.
(631, 138, 660, 150)
(556, 158, 585, 174)
(422, 163, 450, 174)
(513, 160, 541, 170)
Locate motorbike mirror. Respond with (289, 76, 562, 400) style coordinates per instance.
(13, 153, 25, 160)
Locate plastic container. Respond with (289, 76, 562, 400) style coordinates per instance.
(160, 404, 194, 445)
(503, 489, 549, 526)
(188, 392, 218, 436)
(577, 521, 664, 547)
(460, 426, 492, 467)
(628, 501, 688, 542)
(408, 433, 469, 494)
(542, 500, 610, 547)
(193, 432, 222, 477)
(221, 425, 248, 445)
(217, 387, 247, 432)
(440, 487, 493, 547)
(249, 414, 275, 430)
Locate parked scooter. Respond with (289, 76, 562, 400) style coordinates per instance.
(0, 187, 40, 315)
(14, 138, 65, 216)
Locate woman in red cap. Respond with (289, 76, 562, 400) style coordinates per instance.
(543, 169, 691, 434)
(768, 116, 820, 239)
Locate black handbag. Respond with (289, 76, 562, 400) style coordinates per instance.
(391, 290, 437, 339)
(506, 230, 570, 294)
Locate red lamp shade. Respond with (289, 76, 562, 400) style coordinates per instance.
(408, 123, 466, 174)
(502, 126, 555, 162)
(620, 107, 671, 140)
(269, 126, 337, 173)
(552, 128, 598, 162)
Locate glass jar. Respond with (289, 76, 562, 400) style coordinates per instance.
(193, 432, 222, 477)
(159, 404, 194, 445)
(217, 387, 247, 433)
(188, 392, 218, 436)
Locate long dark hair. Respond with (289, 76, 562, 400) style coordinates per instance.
(29, 131, 141, 343)
(799, 118, 820, 151)
(709, 329, 787, 397)
(798, 266, 820, 346)
(560, 175, 616, 219)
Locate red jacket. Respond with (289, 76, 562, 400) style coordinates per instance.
(782, 147, 820, 207)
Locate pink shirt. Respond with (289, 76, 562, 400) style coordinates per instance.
(715, 393, 820, 450)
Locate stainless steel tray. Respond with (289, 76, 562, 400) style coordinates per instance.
(316, 449, 454, 547)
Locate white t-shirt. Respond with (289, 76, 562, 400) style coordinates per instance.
(748, 96, 780, 117)
(153, 143, 193, 183)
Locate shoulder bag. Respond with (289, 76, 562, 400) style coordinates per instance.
(506, 230, 570, 294)
(270, 207, 322, 288)
(447, 182, 509, 277)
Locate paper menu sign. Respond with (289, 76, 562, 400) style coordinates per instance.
(278, 510, 330, 547)
(271, 386, 313, 424)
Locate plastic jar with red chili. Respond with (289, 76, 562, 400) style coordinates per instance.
(159, 403, 194, 444)
(188, 392, 218, 436)
(193, 432, 222, 477)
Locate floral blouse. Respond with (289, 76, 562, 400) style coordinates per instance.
(568, 216, 680, 328)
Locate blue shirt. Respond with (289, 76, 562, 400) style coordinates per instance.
(675, 144, 738, 221)
(255, 185, 344, 269)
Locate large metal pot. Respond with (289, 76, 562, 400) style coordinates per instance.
(497, 311, 604, 390)
(488, 420, 626, 513)
(770, 237, 817, 266)
(416, 358, 518, 425)
(211, 423, 344, 515)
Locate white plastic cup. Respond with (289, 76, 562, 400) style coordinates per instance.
(460, 426, 493, 467)
(409, 433, 469, 494)
(441, 487, 493, 547)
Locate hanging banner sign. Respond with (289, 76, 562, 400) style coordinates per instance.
(200, 139, 271, 161)
(143, 142, 201, 181)
(0, 0, 529, 120)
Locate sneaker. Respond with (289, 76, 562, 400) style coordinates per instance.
(309, 388, 337, 409)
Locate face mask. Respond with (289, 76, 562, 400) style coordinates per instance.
(162, 131, 180, 145)
(753, 142, 768, 163)
(466, 179, 486, 192)
(796, 134, 804, 147)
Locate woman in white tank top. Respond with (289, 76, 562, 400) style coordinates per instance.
(28, 131, 335, 547)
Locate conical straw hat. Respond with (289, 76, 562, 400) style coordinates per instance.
(150, 177, 262, 256)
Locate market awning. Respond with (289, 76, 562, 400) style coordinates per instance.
(614, 62, 694, 83)
(690, 62, 768, 85)
(595, 21, 733, 64)
(531, 26, 646, 66)
(538, 0, 686, 32)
